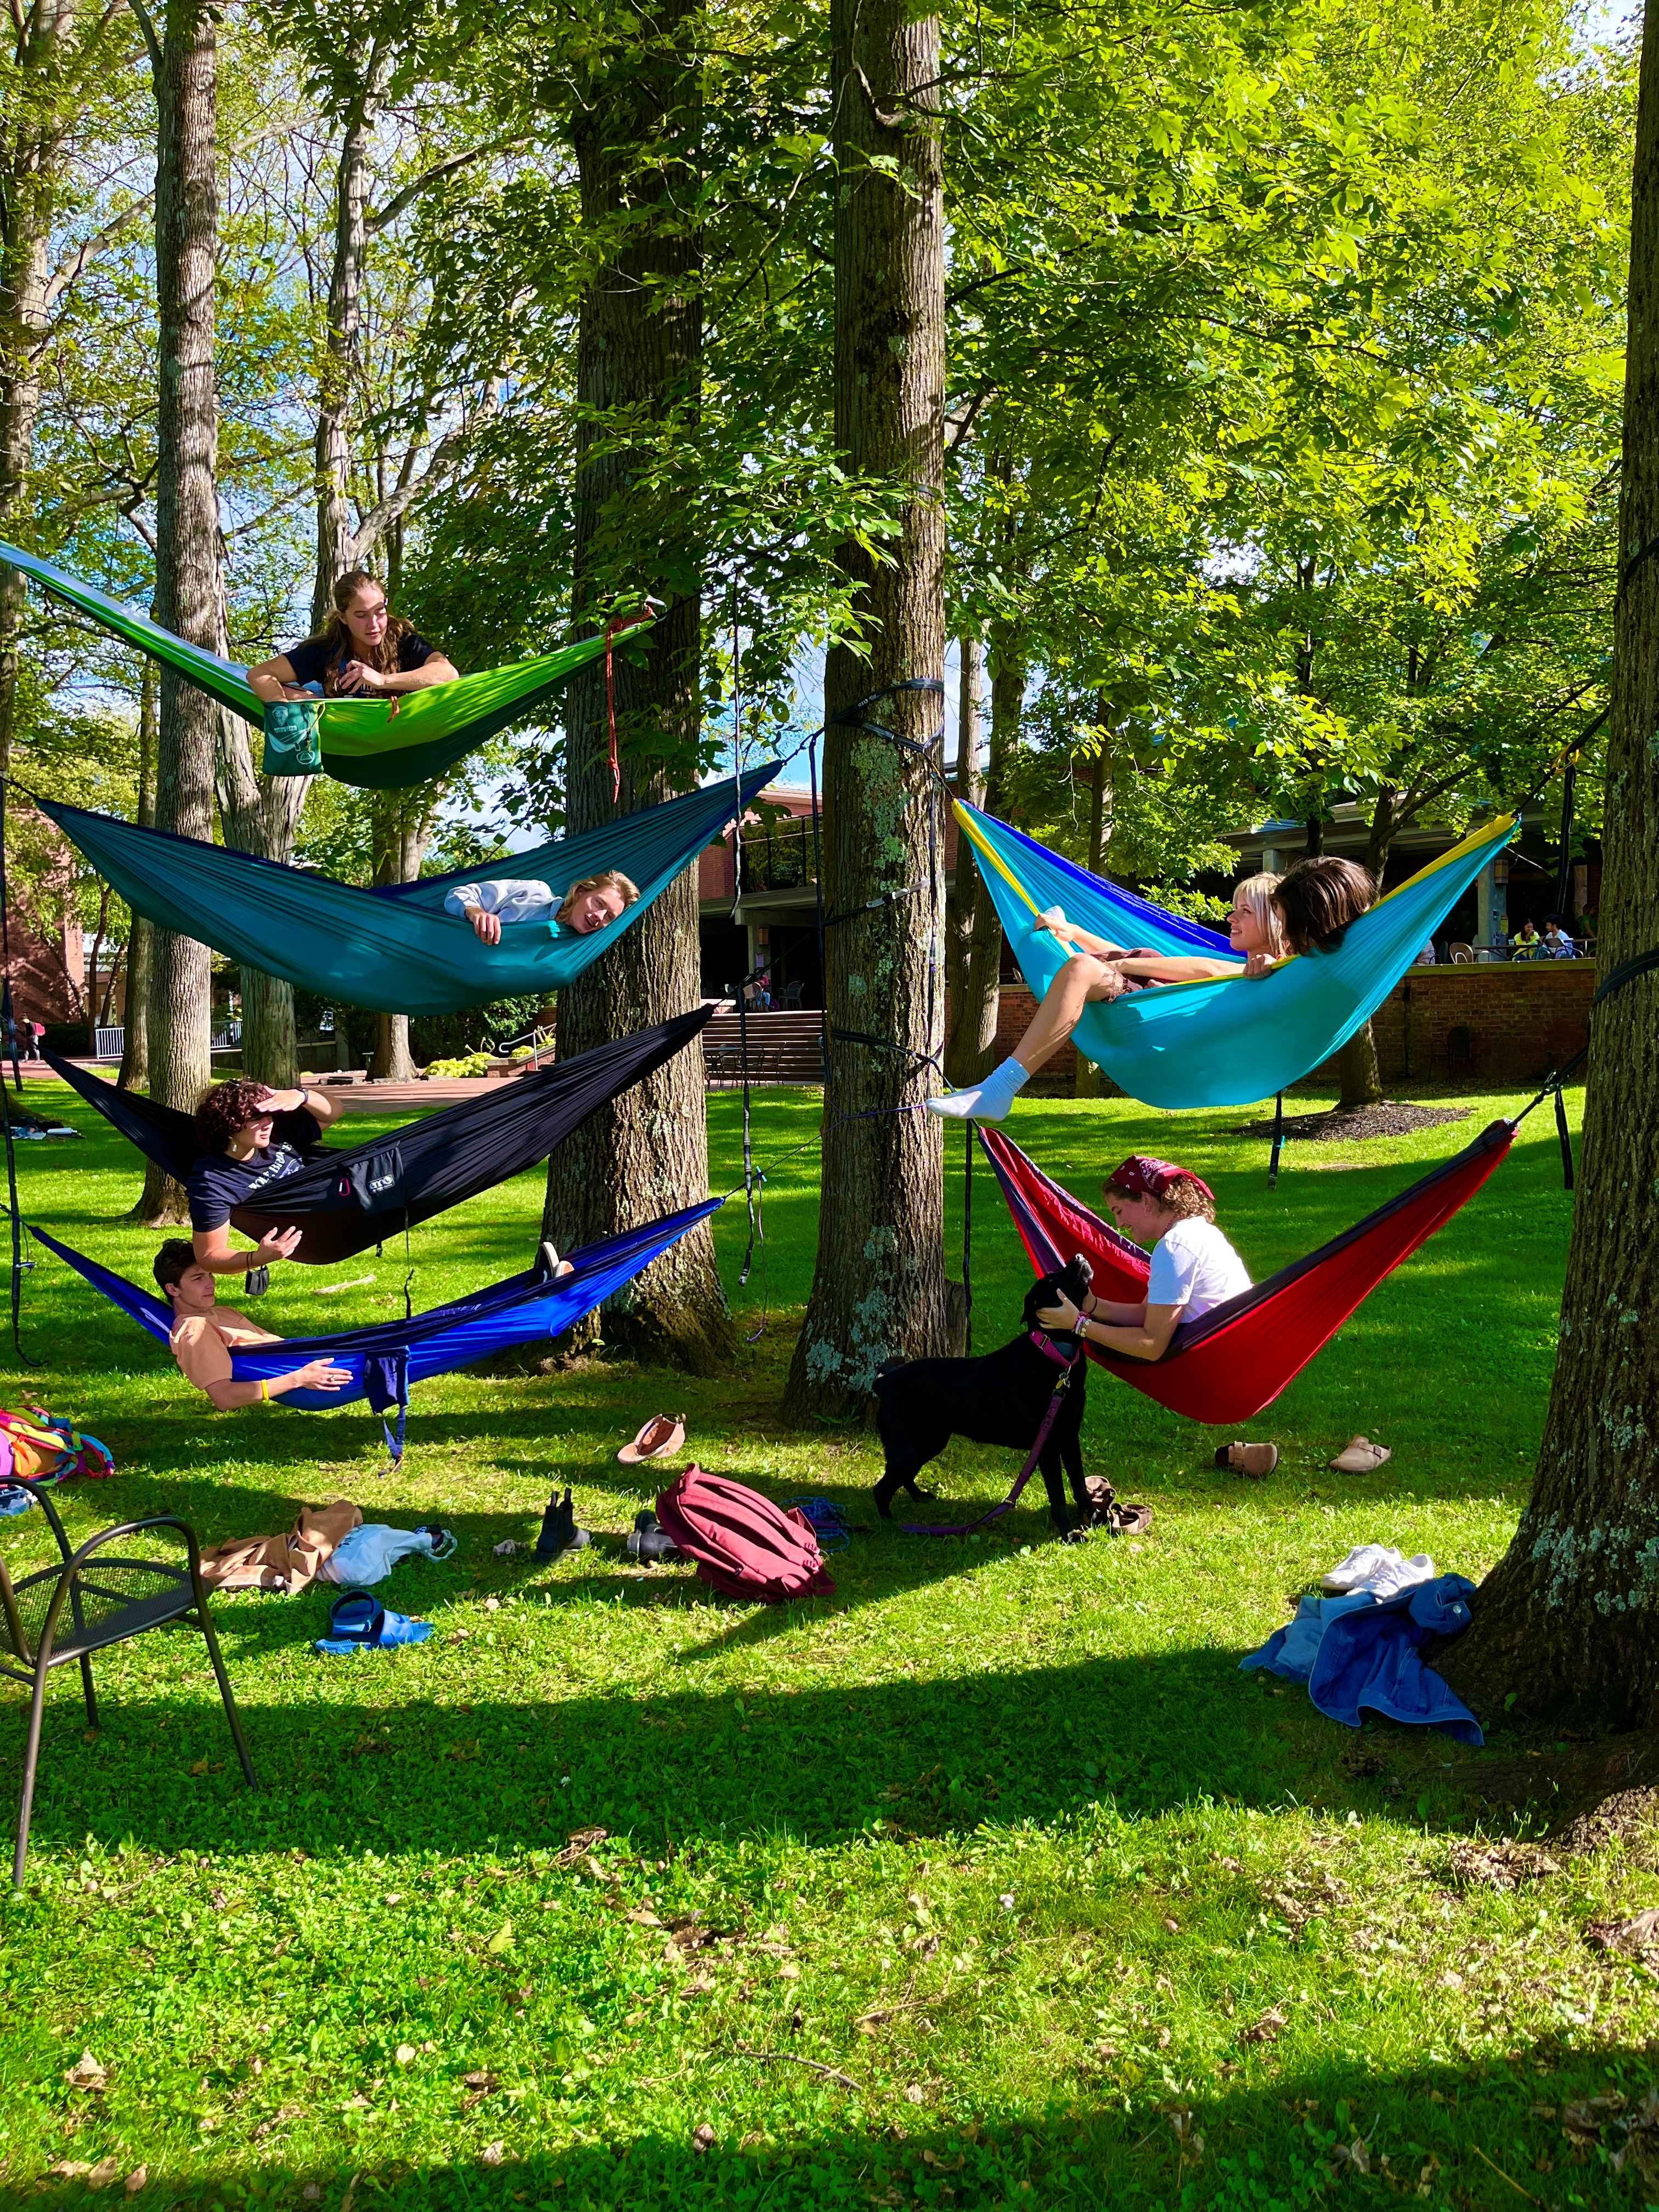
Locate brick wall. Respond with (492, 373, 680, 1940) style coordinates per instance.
(986, 960, 1596, 1097)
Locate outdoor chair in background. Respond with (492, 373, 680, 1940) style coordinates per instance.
(0, 1483, 256, 1888)
(1448, 943, 1474, 963)
(778, 981, 805, 1010)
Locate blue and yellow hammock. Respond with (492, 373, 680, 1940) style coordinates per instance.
(0, 540, 646, 790)
(952, 800, 1519, 1110)
(36, 765, 777, 1017)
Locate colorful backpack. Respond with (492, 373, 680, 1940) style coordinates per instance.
(0, 1404, 115, 1486)
(654, 1468, 836, 1604)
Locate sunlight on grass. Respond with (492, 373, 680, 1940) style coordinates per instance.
(0, 1081, 1652, 2209)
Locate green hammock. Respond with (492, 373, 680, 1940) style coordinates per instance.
(0, 540, 645, 790)
(37, 765, 778, 1017)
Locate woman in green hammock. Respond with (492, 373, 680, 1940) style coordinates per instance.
(930, 856, 1376, 1122)
(247, 571, 458, 704)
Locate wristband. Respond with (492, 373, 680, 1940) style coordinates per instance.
(260, 1379, 270, 1401)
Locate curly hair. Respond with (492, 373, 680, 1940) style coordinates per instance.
(1158, 1176, 1217, 1224)
(194, 1079, 276, 1150)
(153, 1238, 198, 1294)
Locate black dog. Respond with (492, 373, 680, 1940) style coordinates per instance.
(872, 1255, 1095, 1541)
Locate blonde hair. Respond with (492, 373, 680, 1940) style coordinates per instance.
(558, 869, 639, 923)
(1234, 871, 1289, 961)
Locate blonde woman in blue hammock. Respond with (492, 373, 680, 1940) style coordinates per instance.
(930, 856, 1374, 1122)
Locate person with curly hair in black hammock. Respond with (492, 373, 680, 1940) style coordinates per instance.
(245, 569, 458, 704)
(187, 1077, 342, 1278)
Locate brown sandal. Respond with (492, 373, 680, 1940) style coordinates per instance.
(1213, 1440, 1279, 1480)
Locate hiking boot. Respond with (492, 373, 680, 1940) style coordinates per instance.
(536, 1488, 591, 1560)
(627, 1509, 681, 1565)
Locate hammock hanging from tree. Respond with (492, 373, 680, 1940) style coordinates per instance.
(0, 540, 648, 789)
(979, 1121, 1515, 1426)
(33, 765, 778, 1017)
(42, 1008, 712, 1266)
(30, 1202, 721, 1455)
(951, 799, 1519, 1110)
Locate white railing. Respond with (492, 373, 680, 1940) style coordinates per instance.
(94, 1027, 123, 1060)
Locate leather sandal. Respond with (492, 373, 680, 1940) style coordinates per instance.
(1213, 1440, 1279, 1479)
(1327, 1435, 1392, 1474)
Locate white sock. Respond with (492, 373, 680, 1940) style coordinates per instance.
(926, 1056, 1031, 1124)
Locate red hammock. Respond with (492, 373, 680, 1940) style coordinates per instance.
(978, 1120, 1515, 1426)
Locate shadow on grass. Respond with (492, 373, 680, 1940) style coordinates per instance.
(24, 2045, 1650, 2209)
(2, 1638, 1499, 1864)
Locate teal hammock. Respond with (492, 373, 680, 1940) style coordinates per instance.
(38, 766, 778, 1017)
(952, 798, 1520, 1111)
(0, 540, 647, 790)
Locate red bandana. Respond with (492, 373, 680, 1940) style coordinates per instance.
(1107, 1154, 1214, 1204)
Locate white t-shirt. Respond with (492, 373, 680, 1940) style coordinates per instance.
(1146, 1216, 1251, 1321)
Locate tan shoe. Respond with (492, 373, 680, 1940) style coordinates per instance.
(1212, 1440, 1279, 1480)
(1328, 1435, 1392, 1474)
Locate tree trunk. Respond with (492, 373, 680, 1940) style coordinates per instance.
(941, 634, 985, 1083)
(541, 0, 732, 1373)
(782, 0, 947, 1419)
(1074, 706, 1113, 1099)
(116, 657, 157, 1091)
(311, 55, 386, 627)
(369, 790, 427, 1081)
(133, 0, 219, 1226)
(1333, 789, 1399, 1112)
(1442, 17, 1659, 1729)
(0, 0, 80, 779)
(947, 620, 1022, 1090)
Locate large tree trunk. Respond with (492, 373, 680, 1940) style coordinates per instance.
(310, 56, 385, 627)
(941, 634, 986, 1084)
(132, 0, 219, 1225)
(947, 620, 1022, 1091)
(0, 0, 80, 779)
(1443, 20, 1659, 1729)
(540, 0, 731, 1372)
(782, 0, 947, 1419)
(116, 657, 157, 1092)
(215, 735, 307, 1087)
(369, 791, 427, 1081)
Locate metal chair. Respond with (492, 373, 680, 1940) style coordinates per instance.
(0, 1483, 256, 1888)
(1448, 942, 1474, 964)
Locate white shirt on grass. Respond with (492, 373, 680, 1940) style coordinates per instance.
(1146, 1216, 1251, 1321)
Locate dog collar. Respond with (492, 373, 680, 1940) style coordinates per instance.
(1028, 1328, 1080, 1368)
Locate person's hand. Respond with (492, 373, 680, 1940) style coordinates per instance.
(337, 659, 388, 695)
(1036, 1290, 1082, 1333)
(469, 908, 503, 945)
(1037, 913, 1076, 943)
(252, 1225, 302, 1265)
(296, 1359, 352, 1392)
(1242, 951, 1277, 978)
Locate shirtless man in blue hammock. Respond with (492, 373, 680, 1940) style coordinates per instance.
(930, 855, 1375, 1122)
(155, 1240, 353, 1410)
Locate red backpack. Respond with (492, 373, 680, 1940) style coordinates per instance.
(654, 1468, 836, 1604)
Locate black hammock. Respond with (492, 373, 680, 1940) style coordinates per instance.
(44, 1007, 712, 1266)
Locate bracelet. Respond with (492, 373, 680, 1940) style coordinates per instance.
(260, 1379, 270, 1402)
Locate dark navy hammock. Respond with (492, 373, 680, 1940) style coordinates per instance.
(35, 765, 777, 1016)
(31, 1203, 721, 1451)
(980, 1121, 1514, 1426)
(43, 1008, 712, 1266)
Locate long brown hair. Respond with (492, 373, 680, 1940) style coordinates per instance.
(313, 569, 417, 689)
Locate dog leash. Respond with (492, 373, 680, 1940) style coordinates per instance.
(901, 1355, 1080, 1538)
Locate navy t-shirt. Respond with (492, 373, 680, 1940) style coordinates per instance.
(188, 1106, 326, 1233)
(284, 630, 439, 692)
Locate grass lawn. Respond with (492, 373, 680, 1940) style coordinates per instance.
(0, 1076, 1654, 2211)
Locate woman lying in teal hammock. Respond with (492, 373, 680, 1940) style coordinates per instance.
(246, 570, 458, 704)
(443, 866, 639, 945)
(930, 855, 1375, 1122)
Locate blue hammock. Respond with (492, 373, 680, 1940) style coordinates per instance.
(951, 800, 1519, 1110)
(36, 769, 777, 1017)
(31, 1204, 720, 1453)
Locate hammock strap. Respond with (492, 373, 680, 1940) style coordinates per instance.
(1268, 1092, 1285, 1190)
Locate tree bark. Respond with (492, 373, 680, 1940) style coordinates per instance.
(1442, 18, 1659, 1729)
(540, 0, 732, 1372)
(116, 656, 156, 1091)
(947, 619, 1022, 1090)
(1333, 788, 1399, 1111)
(369, 789, 428, 1081)
(782, 0, 947, 1418)
(0, 0, 81, 779)
(941, 634, 985, 1084)
(132, 0, 220, 1226)
(311, 51, 387, 628)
